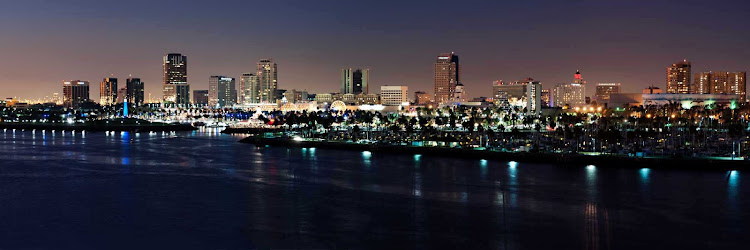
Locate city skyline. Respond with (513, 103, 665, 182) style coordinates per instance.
(1, 1, 749, 101)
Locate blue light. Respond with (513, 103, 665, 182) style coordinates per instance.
(414, 154, 422, 161)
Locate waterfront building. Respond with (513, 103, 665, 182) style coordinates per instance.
(314, 93, 333, 103)
(666, 60, 691, 94)
(63, 80, 90, 108)
(192, 90, 209, 105)
(125, 78, 145, 106)
(99, 78, 117, 106)
(693, 71, 746, 100)
(341, 68, 369, 94)
(595, 83, 621, 102)
(282, 89, 309, 104)
(208, 76, 237, 107)
(434, 52, 459, 104)
(381, 85, 409, 106)
(643, 86, 663, 94)
(414, 91, 432, 105)
(526, 81, 542, 115)
(163, 53, 190, 104)
(257, 59, 278, 103)
(240, 73, 260, 104)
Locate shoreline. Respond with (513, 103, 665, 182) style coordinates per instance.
(240, 137, 748, 170)
(0, 122, 197, 132)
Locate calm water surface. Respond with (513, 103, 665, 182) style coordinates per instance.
(0, 129, 747, 249)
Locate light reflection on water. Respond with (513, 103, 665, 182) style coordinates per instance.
(0, 130, 747, 249)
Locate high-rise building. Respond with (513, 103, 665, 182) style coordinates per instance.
(125, 78, 145, 106)
(693, 71, 746, 100)
(434, 52, 460, 104)
(163, 53, 190, 104)
(381, 85, 408, 106)
(208, 76, 237, 107)
(414, 91, 432, 105)
(63, 80, 90, 108)
(192, 90, 209, 105)
(526, 81, 542, 115)
(341, 68, 370, 94)
(99, 78, 117, 106)
(541, 89, 551, 107)
(595, 83, 621, 102)
(257, 59, 278, 103)
(240, 73, 260, 104)
(552, 83, 585, 107)
(453, 83, 466, 103)
(116, 88, 127, 104)
(666, 60, 691, 94)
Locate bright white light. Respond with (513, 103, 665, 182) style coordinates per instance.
(586, 165, 596, 170)
(508, 161, 518, 168)
(292, 136, 304, 141)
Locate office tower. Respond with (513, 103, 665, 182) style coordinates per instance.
(666, 60, 691, 94)
(595, 83, 621, 102)
(63, 80, 90, 108)
(552, 83, 585, 107)
(452, 83, 466, 103)
(240, 73, 260, 104)
(208, 76, 237, 107)
(192, 90, 209, 105)
(693, 71, 746, 100)
(116, 88, 127, 104)
(434, 52, 460, 104)
(163, 53, 190, 104)
(257, 59, 278, 103)
(99, 78, 117, 106)
(341, 68, 370, 94)
(541, 89, 551, 107)
(526, 81, 542, 115)
(125, 78, 145, 106)
(492, 79, 534, 102)
(381, 85, 408, 106)
(414, 91, 432, 105)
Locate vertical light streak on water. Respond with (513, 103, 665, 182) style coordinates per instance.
(508, 161, 518, 208)
(362, 151, 372, 168)
(586, 165, 597, 199)
(480, 159, 488, 180)
(639, 168, 650, 193)
(121, 132, 131, 170)
(728, 171, 740, 216)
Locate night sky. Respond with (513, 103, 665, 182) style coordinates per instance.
(1, 0, 749, 101)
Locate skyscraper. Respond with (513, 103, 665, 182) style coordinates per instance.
(163, 53, 190, 104)
(208, 76, 237, 107)
(434, 52, 460, 104)
(693, 71, 746, 100)
(595, 83, 621, 102)
(125, 78, 145, 106)
(257, 59, 278, 103)
(240, 73, 260, 104)
(526, 81, 542, 115)
(666, 60, 691, 94)
(63, 80, 90, 108)
(341, 68, 369, 94)
(99, 78, 117, 106)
